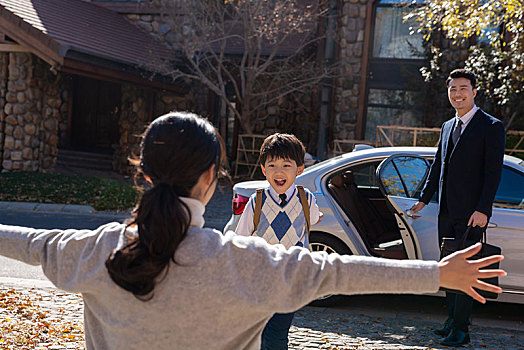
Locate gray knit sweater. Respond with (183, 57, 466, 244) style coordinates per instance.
(0, 198, 439, 349)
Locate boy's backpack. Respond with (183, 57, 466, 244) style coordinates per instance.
(252, 186, 310, 241)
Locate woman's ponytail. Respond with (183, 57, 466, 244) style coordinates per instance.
(105, 112, 226, 300)
(106, 183, 190, 300)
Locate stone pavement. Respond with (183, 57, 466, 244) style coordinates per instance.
(1, 281, 523, 350)
(290, 307, 524, 350)
(1, 178, 524, 349)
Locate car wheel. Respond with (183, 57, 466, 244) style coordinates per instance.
(309, 232, 352, 307)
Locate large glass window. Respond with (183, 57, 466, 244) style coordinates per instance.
(363, 0, 426, 140)
(365, 89, 419, 140)
(373, 6, 424, 59)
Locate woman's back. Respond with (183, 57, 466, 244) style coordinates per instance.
(75, 221, 275, 349)
(22, 218, 271, 349)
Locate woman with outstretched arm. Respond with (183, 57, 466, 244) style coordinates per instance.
(0, 111, 505, 350)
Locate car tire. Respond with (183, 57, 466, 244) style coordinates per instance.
(308, 232, 352, 307)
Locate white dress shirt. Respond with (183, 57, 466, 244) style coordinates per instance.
(455, 105, 478, 134)
(234, 183, 321, 237)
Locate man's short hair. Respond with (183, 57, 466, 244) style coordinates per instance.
(259, 133, 306, 167)
(446, 69, 477, 89)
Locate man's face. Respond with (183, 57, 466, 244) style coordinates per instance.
(261, 157, 304, 194)
(448, 77, 477, 117)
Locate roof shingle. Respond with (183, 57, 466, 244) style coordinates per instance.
(0, 0, 175, 75)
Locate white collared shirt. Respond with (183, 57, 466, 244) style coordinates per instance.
(267, 184, 295, 205)
(455, 105, 478, 134)
(234, 183, 321, 237)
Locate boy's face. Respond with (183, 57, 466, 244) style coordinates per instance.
(261, 157, 304, 194)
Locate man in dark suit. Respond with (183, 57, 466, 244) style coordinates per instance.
(411, 69, 505, 346)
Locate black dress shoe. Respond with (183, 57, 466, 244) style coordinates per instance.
(441, 328, 470, 347)
(434, 318, 454, 337)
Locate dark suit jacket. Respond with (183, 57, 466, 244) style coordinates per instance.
(420, 109, 505, 220)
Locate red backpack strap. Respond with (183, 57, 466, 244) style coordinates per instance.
(252, 189, 264, 234)
(296, 186, 310, 238)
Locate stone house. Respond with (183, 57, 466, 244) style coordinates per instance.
(0, 0, 468, 175)
(0, 0, 198, 174)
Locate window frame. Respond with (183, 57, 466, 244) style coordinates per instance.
(357, 0, 427, 139)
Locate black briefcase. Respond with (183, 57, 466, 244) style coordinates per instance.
(440, 226, 501, 299)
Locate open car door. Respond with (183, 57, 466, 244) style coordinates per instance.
(376, 154, 440, 261)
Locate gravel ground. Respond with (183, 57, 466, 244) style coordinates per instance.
(291, 308, 524, 349)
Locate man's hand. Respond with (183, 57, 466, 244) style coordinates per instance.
(410, 201, 426, 214)
(438, 243, 505, 304)
(468, 211, 488, 227)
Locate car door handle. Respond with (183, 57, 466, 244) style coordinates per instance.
(487, 222, 498, 228)
(405, 209, 421, 219)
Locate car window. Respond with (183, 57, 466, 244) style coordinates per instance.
(350, 161, 380, 188)
(494, 166, 524, 209)
(302, 155, 343, 174)
(379, 156, 429, 198)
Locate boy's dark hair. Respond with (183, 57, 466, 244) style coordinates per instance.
(446, 69, 477, 89)
(259, 133, 306, 167)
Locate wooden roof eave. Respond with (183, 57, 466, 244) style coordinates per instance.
(0, 7, 64, 68)
(0, 7, 185, 93)
(62, 56, 186, 93)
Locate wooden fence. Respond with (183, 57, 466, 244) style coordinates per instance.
(376, 125, 441, 147)
(234, 127, 524, 179)
(233, 134, 266, 179)
(376, 126, 524, 157)
(506, 130, 524, 157)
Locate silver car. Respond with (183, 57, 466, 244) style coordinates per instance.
(224, 147, 524, 304)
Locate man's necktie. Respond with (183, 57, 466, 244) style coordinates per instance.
(452, 119, 463, 147)
(279, 193, 287, 206)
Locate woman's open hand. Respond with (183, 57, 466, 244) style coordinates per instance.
(438, 243, 506, 304)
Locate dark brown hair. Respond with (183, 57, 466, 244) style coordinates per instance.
(259, 133, 306, 167)
(446, 69, 477, 89)
(106, 111, 226, 300)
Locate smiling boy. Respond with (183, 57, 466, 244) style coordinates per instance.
(235, 133, 321, 349)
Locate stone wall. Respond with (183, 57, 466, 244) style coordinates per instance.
(0, 53, 7, 161)
(38, 59, 63, 170)
(114, 84, 149, 175)
(58, 76, 72, 148)
(0, 53, 63, 172)
(155, 91, 190, 116)
(127, 13, 208, 116)
(114, 85, 190, 175)
(332, 0, 367, 142)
